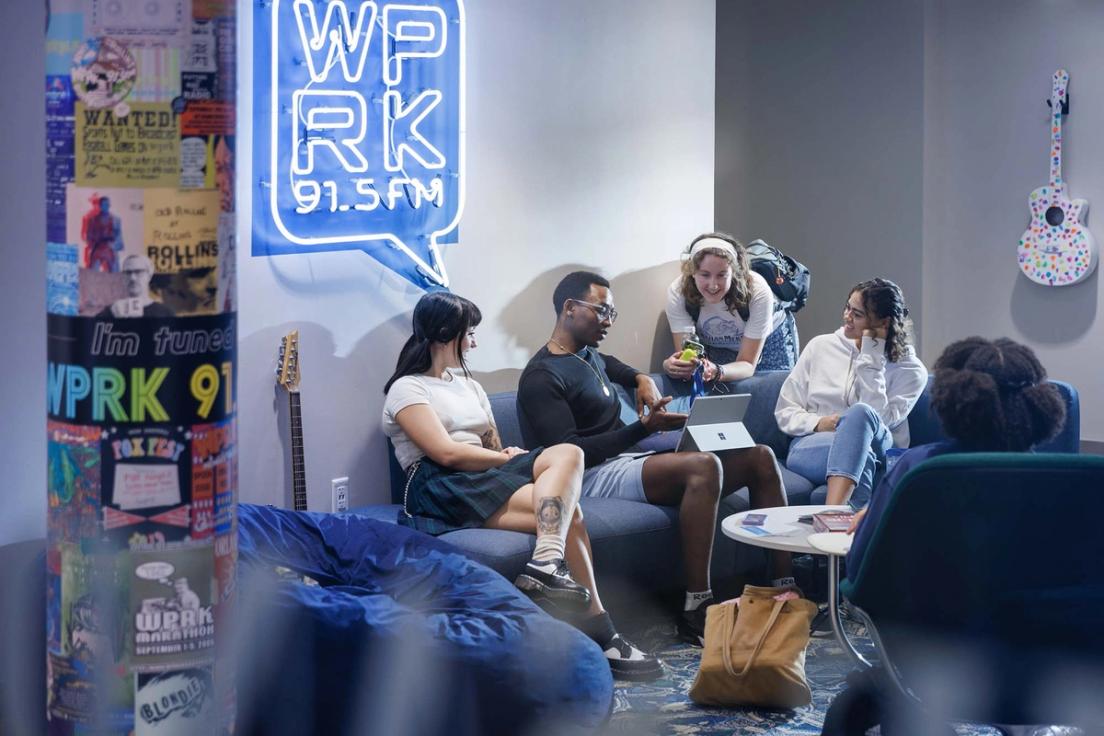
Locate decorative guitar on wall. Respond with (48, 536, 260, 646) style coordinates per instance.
(1018, 69, 1098, 286)
(277, 330, 308, 511)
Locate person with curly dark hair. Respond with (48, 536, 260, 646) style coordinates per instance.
(775, 279, 928, 506)
(846, 336, 1066, 572)
(663, 233, 798, 385)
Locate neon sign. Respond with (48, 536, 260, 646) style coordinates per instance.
(252, 0, 464, 287)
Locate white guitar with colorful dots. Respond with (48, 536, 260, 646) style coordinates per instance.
(1018, 70, 1097, 286)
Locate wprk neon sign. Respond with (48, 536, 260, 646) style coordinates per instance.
(253, 0, 464, 287)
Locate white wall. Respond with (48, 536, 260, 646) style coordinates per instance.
(922, 0, 1104, 442)
(0, 0, 47, 545)
(236, 0, 717, 510)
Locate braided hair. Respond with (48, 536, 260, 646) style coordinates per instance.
(680, 232, 754, 320)
(851, 278, 912, 362)
(384, 291, 482, 394)
(930, 337, 1065, 451)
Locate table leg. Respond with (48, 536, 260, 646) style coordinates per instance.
(828, 555, 872, 669)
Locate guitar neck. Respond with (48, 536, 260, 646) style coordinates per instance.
(289, 391, 307, 511)
(1049, 70, 1069, 190)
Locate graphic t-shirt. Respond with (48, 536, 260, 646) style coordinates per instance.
(665, 271, 785, 353)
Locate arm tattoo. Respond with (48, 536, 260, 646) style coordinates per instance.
(480, 428, 502, 451)
(536, 497, 565, 536)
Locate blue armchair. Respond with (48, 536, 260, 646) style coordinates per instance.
(826, 453, 1104, 733)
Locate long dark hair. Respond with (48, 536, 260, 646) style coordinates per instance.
(931, 337, 1065, 451)
(851, 278, 912, 362)
(680, 233, 753, 319)
(383, 291, 482, 394)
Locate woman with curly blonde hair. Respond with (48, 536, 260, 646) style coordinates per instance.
(663, 233, 798, 385)
(775, 279, 928, 506)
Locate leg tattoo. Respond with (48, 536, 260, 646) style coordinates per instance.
(536, 497, 565, 536)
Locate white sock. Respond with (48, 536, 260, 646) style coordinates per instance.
(532, 534, 566, 563)
(684, 590, 713, 611)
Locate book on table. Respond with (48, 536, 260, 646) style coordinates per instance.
(812, 511, 855, 533)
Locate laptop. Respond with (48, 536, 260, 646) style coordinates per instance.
(674, 394, 756, 453)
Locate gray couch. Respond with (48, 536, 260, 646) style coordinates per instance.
(362, 371, 1080, 600)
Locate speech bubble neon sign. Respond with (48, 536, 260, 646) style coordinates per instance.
(252, 0, 465, 287)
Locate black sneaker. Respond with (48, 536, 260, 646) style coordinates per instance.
(603, 634, 663, 682)
(514, 558, 591, 612)
(677, 598, 714, 646)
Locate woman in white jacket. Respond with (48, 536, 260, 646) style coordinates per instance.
(775, 279, 927, 506)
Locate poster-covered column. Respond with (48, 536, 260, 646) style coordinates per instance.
(45, 1, 236, 732)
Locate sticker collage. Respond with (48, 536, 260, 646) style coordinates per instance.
(45, 1, 236, 733)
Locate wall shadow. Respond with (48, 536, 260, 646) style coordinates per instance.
(239, 315, 408, 509)
(494, 260, 682, 378)
(1009, 268, 1098, 344)
(238, 322, 338, 509)
(343, 312, 415, 504)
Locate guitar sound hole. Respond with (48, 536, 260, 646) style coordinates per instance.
(1045, 206, 1065, 227)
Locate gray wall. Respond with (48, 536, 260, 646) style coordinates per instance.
(715, 0, 926, 347)
(0, 1, 47, 545)
(236, 0, 716, 511)
(717, 0, 1102, 442)
(922, 0, 1104, 441)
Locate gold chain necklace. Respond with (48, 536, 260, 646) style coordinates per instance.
(548, 338, 611, 397)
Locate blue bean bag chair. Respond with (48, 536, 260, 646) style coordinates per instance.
(235, 504, 613, 736)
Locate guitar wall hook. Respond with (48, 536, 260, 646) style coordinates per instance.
(1017, 69, 1097, 286)
(1045, 94, 1070, 115)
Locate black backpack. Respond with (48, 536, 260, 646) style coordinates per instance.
(744, 239, 811, 313)
(686, 240, 811, 322)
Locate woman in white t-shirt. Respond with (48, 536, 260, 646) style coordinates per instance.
(663, 233, 798, 387)
(382, 291, 660, 681)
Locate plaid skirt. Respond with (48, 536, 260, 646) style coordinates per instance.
(399, 447, 545, 536)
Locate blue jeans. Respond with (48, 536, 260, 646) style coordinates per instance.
(785, 403, 892, 507)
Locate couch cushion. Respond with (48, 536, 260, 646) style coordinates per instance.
(489, 391, 525, 448)
(808, 485, 830, 505)
(354, 500, 745, 593)
(780, 465, 815, 505)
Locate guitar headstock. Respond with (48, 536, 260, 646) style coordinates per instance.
(276, 330, 301, 393)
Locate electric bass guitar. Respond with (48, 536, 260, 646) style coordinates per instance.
(1017, 69, 1097, 286)
(276, 330, 308, 511)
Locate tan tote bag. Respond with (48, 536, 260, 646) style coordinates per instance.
(689, 585, 818, 708)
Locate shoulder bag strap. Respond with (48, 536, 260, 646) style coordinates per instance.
(722, 598, 786, 678)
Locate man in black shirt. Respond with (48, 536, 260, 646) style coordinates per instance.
(518, 271, 792, 644)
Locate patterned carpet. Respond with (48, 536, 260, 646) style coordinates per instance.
(602, 620, 1002, 736)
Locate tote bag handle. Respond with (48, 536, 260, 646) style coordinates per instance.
(721, 598, 785, 678)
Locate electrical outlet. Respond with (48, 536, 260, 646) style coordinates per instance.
(331, 477, 349, 513)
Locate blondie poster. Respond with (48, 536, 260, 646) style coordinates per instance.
(45, 0, 236, 731)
